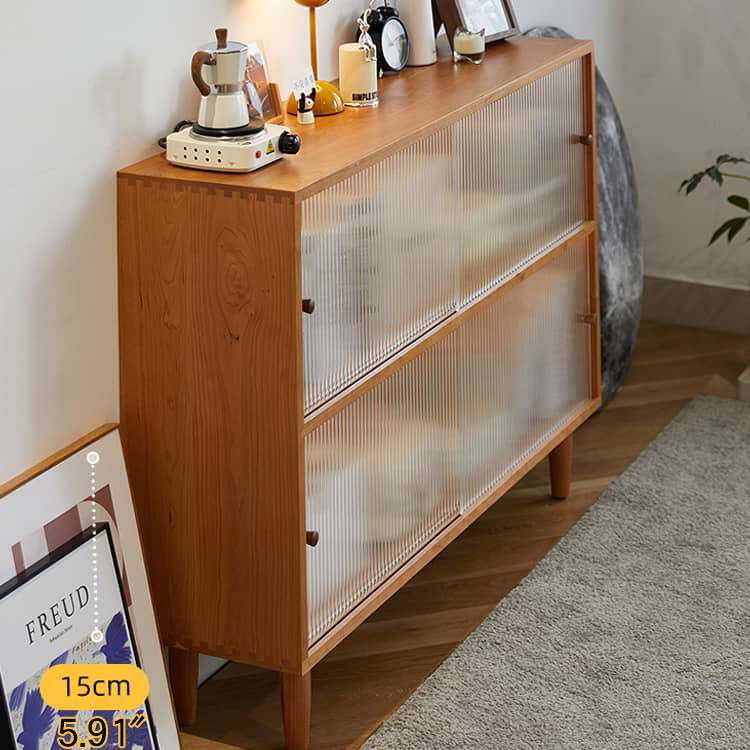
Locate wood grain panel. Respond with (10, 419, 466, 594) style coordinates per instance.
(118, 176, 306, 671)
(119, 38, 592, 202)
(169, 647, 200, 727)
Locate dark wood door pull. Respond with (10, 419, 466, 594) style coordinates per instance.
(302, 299, 316, 315)
(578, 133, 593, 146)
(306, 531, 320, 547)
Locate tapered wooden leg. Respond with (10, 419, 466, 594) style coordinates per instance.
(549, 434, 573, 500)
(280, 671, 311, 750)
(168, 646, 199, 728)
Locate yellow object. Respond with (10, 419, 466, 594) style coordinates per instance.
(40, 664, 150, 711)
(294, 0, 331, 79)
(287, 80, 345, 116)
(290, 0, 344, 116)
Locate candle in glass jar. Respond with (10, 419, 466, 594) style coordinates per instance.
(453, 28, 487, 64)
(454, 32, 485, 55)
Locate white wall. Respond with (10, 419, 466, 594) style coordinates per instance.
(0, 0, 623, 482)
(623, 0, 750, 290)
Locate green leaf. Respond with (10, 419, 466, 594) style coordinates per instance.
(710, 218, 739, 245)
(706, 166, 724, 186)
(727, 194, 750, 211)
(727, 217, 748, 242)
(686, 176, 702, 194)
(679, 172, 705, 194)
(710, 217, 747, 245)
(717, 154, 750, 166)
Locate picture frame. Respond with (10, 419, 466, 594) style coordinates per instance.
(244, 41, 283, 124)
(0, 425, 181, 749)
(0, 525, 159, 750)
(433, 0, 520, 48)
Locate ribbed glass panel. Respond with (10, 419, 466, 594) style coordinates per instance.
(455, 59, 586, 305)
(457, 240, 592, 511)
(306, 241, 593, 642)
(305, 339, 459, 644)
(302, 60, 586, 413)
(301, 129, 456, 413)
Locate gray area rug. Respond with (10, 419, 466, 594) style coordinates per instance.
(364, 397, 750, 749)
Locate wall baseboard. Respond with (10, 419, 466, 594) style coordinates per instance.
(198, 655, 228, 686)
(643, 275, 750, 335)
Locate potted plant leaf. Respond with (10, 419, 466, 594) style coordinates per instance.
(680, 154, 750, 243)
(680, 154, 750, 399)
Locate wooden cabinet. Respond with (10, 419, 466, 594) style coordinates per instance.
(118, 37, 600, 749)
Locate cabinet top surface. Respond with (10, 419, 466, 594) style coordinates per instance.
(119, 37, 591, 202)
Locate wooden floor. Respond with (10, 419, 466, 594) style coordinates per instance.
(182, 321, 750, 750)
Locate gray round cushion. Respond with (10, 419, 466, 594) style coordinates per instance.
(526, 26, 643, 406)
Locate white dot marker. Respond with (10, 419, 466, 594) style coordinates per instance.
(88, 452, 101, 638)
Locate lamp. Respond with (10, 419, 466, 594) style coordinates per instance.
(287, 0, 345, 116)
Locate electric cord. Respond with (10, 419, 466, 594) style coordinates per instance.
(158, 120, 194, 149)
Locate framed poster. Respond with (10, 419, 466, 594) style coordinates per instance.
(0, 525, 158, 749)
(434, 0, 519, 48)
(0, 425, 181, 749)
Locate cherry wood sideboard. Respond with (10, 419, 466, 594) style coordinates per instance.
(118, 36, 600, 750)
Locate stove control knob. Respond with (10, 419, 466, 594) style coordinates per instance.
(278, 131, 301, 155)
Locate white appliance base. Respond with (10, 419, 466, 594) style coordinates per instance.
(166, 123, 290, 173)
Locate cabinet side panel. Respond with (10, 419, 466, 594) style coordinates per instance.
(583, 51, 602, 400)
(118, 177, 305, 671)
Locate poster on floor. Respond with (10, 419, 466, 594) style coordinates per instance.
(0, 426, 180, 749)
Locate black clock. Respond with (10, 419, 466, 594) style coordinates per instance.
(358, 2, 410, 74)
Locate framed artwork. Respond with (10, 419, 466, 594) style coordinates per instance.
(244, 41, 283, 123)
(0, 525, 158, 749)
(0, 425, 181, 749)
(434, 0, 520, 48)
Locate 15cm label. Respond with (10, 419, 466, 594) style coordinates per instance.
(40, 664, 149, 710)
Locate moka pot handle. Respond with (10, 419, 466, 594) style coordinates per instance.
(191, 51, 215, 97)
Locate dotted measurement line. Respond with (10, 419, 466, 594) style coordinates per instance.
(87, 451, 103, 645)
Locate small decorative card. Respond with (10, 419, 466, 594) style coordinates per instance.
(291, 65, 317, 100)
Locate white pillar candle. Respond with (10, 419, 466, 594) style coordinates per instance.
(339, 43, 379, 107)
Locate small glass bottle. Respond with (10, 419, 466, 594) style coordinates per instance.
(453, 27, 486, 65)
